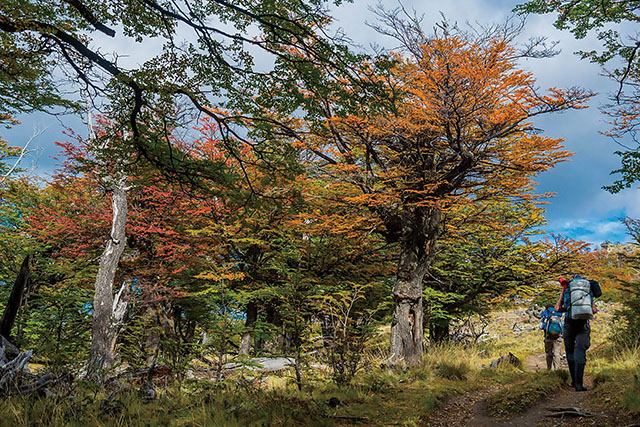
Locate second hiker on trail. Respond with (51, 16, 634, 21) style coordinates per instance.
(555, 275, 602, 392)
(539, 304, 564, 370)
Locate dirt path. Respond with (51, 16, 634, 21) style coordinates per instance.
(423, 354, 633, 427)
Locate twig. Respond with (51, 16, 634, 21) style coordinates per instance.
(327, 415, 370, 422)
(545, 407, 607, 418)
(0, 128, 45, 184)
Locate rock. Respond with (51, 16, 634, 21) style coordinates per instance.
(223, 357, 294, 372)
(490, 352, 521, 369)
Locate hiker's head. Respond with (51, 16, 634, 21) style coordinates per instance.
(559, 277, 569, 286)
(545, 304, 553, 310)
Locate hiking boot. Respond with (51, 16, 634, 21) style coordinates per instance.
(567, 360, 576, 387)
(574, 363, 587, 392)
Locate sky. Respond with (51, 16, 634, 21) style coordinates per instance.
(3, 0, 638, 246)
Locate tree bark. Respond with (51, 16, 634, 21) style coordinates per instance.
(1, 255, 31, 341)
(109, 281, 129, 354)
(239, 302, 257, 356)
(389, 207, 440, 365)
(88, 186, 127, 372)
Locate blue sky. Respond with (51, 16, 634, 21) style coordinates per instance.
(3, 0, 638, 246)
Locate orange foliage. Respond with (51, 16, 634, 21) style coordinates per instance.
(293, 35, 592, 222)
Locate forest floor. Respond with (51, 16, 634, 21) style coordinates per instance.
(1, 305, 637, 426)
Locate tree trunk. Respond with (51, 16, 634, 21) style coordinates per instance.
(1, 255, 31, 341)
(109, 281, 129, 354)
(88, 186, 127, 372)
(389, 207, 440, 365)
(239, 302, 257, 356)
(430, 318, 450, 343)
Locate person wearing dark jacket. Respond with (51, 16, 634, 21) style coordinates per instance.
(555, 275, 602, 392)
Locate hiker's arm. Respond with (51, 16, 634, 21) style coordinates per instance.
(590, 280, 602, 298)
(590, 280, 601, 315)
(555, 290, 565, 313)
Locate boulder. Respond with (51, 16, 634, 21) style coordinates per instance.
(489, 352, 522, 369)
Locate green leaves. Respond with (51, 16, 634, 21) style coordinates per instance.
(516, 0, 640, 189)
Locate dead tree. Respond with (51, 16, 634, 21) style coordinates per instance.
(0, 255, 31, 341)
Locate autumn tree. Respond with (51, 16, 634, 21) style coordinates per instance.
(608, 219, 640, 346)
(26, 116, 301, 371)
(291, 14, 592, 364)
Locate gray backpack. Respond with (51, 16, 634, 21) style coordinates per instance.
(568, 278, 593, 320)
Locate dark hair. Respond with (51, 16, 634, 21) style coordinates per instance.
(545, 304, 553, 309)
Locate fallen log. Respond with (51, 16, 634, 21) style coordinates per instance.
(0, 349, 32, 392)
(546, 406, 581, 413)
(1, 335, 19, 358)
(18, 373, 56, 395)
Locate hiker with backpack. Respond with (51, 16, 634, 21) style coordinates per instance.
(539, 304, 564, 370)
(555, 275, 602, 392)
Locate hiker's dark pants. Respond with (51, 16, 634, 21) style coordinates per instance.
(563, 319, 590, 365)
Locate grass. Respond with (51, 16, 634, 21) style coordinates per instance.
(487, 369, 568, 416)
(0, 369, 476, 426)
(0, 342, 490, 427)
(1, 306, 629, 425)
(0, 309, 542, 426)
(589, 343, 640, 415)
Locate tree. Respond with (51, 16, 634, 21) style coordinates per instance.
(293, 14, 592, 364)
(424, 199, 548, 341)
(0, 0, 364, 180)
(516, 0, 640, 192)
(606, 218, 640, 347)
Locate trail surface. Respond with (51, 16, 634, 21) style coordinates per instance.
(423, 353, 633, 427)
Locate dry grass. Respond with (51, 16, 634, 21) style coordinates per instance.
(0, 305, 629, 425)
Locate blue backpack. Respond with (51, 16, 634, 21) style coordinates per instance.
(544, 313, 564, 338)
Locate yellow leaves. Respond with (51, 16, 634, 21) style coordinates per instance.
(195, 270, 245, 282)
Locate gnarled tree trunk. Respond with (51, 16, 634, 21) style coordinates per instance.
(389, 207, 440, 365)
(88, 185, 127, 373)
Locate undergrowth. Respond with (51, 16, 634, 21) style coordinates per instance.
(590, 344, 640, 415)
(0, 345, 484, 427)
(2, 309, 627, 425)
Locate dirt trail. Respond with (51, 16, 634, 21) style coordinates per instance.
(423, 354, 632, 427)
(524, 351, 566, 372)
